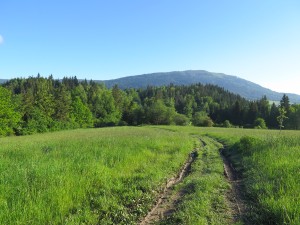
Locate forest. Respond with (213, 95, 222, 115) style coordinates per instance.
(0, 75, 299, 136)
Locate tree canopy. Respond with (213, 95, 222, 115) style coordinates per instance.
(0, 75, 299, 136)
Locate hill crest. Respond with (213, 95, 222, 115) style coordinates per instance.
(99, 70, 300, 103)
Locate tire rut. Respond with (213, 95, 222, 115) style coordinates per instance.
(139, 137, 248, 225)
(220, 147, 249, 224)
(139, 149, 199, 225)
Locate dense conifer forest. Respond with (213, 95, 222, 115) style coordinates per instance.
(0, 75, 299, 136)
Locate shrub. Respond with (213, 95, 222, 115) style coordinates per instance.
(173, 113, 190, 126)
(223, 120, 232, 128)
(192, 111, 214, 127)
(254, 118, 267, 129)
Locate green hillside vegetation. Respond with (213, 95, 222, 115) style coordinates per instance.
(1, 75, 300, 137)
(0, 126, 299, 224)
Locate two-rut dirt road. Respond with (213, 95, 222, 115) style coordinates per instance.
(139, 137, 246, 225)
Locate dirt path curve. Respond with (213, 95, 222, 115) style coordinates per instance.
(220, 148, 248, 224)
(139, 149, 199, 225)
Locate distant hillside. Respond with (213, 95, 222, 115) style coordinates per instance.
(99, 70, 300, 103)
(2, 70, 300, 103)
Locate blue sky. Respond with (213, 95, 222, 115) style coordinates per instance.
(1, 0, 300, 94)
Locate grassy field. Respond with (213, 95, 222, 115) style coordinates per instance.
(0, 126, 299, 224)
(0, 127, 196, 224)
(202, 128, 300, 225)
(164, 126, 300, 224)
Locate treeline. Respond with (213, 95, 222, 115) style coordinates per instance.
(0, 75, 299, 136)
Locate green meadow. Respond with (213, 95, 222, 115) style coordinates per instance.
(0, 126, 299, 224)
(167, 126, 300, 224)
(0, 127, 195, 224)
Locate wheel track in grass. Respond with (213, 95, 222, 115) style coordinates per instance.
(139, 137, 246, 225)
(219, 144, 249, 224)
(139, 145, 202, 225)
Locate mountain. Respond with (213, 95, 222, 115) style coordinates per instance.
(1, 70, 299, 103)
(99, 70, 300, 103)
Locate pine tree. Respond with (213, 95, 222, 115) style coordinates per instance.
(280, 94, 290, 114)
(268, 103, 279, 128)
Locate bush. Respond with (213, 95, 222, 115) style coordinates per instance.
(173, 113, 190, 126)
(146, 100, 176, 125)
(223, 120, 232, 128)
(254, 118, 267, 129)
(192, 111, 214, 127)
(233, 136, 261, 156)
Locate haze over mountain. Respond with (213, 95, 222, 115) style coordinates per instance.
(100, 70, 300, 103)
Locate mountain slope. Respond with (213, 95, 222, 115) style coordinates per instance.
(100, 70, 300, 103)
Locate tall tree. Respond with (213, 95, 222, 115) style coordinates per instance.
(247, 101, 259, 124)
(258, 96, 270, 120)
(286, 104, 300, 130)
(53, 84, 72, 122)
(70, 96, 93, 128)
(232, 100, 242, 125)
(88, 85, 121, 127)
(0, 87, 21, 136)
(268, 103, 279, 128)
(280, 94, 290, 114)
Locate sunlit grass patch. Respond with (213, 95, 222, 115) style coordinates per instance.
(0, 127, 195, 224)
(199, 127, 300, 225)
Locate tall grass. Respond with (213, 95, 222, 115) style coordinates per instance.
(196, 127, 300, 225)
(0, 127, 195, 224)
(1, 126, 299, 224)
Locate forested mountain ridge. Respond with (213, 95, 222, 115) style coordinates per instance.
(2, 70, 300, 103)
(99, 70, 300, 103)
(0, 75, 299, 137)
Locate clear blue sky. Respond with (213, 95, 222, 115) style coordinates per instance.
(1, 0, 300, 94)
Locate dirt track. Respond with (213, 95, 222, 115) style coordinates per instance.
(139, 149, 199, 225)
(220, 148, 248, 224)
(139, 138, 246, 225)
